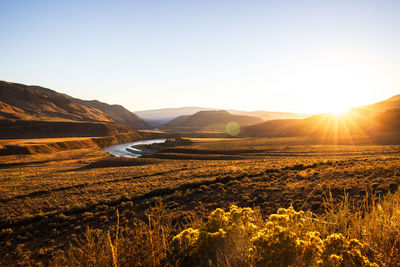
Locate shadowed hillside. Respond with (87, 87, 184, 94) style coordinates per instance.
(164, 110, 263, 132)
(0, 119, 135, 139)
(0, 81, 149, 129)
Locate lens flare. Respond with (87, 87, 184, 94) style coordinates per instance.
(226, 121, 240, 136)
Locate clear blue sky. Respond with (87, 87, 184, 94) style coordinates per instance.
(1, 0, 400, 113)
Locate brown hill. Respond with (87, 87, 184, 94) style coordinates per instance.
(241, 95, 400, 144)
(164, 110, 263, 132)
(0, 81, 149, 129)
(67, 99, 149, 129)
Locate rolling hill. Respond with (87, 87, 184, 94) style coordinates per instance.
(164, 110, 263, 132)
(352, 94, 400, 117)
(0, 81, 149, 129)
(241, 94, 400, 143)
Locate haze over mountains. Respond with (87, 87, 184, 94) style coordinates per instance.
(136, 106, 308, 125)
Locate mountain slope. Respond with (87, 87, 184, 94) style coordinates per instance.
(69, 99, 149, 129)
(164, 110, 263, 132)
(0, 81, 111, 122)
(0, 81, 149, 129)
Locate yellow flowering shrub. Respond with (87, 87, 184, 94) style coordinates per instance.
(172, 205, 259, 265)
(318, 234, 378, 267)
(173, 205, 379, 267)
(298, 231, 324, 266)
(250, 223, 299, 266)
(250, 206, 318, 266)
(172, 228, 200, 258)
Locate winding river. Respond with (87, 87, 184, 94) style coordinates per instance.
(104, 139, 167, 158)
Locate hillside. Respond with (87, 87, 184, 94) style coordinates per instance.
(164, 110, 263, 132)
(0, 81, 149, 129)
(356, 94, 400, 114)
(0, 119, 135, 139)
(241, 94, 400, 143)
(67, 99, 149, 129)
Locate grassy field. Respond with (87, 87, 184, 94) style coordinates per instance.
(1, 137, 400, 265)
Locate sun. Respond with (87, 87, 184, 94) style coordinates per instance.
(329, 106, 351, 115)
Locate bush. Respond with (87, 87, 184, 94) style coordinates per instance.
(173, 206, 378, 267)
(172, 205, 261, 266)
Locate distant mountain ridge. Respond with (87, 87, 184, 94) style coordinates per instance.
(0, 81, 149, 129)
(164, 110, 263, 132)
(135, 107, 215, 125)
(136, 106, 308, 125)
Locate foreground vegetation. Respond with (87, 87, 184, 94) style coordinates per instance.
(1, 137, 400, 265)
(51, 190, 399, 266)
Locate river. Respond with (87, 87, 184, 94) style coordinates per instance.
(104, 139, 167, 158)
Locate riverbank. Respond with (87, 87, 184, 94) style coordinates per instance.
(0, 132, 142, 155)
(105, 138, 193, 158)
(105, 139, 167, 158)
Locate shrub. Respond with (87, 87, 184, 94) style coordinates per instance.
(172, 205, 261, 266)
(173, 206, 378, 267)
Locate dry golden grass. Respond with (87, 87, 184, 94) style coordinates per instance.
(0, 137, 399, 265)
(49, 191, 400, 266)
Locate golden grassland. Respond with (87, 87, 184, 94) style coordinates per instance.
(0, 137, 400, 265)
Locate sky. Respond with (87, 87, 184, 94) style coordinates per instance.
(1, 0, 400, 114)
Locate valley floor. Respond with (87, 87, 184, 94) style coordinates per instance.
(1, 137, 400, 264)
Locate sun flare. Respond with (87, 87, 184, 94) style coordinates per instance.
(329, 106, 351, 115)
